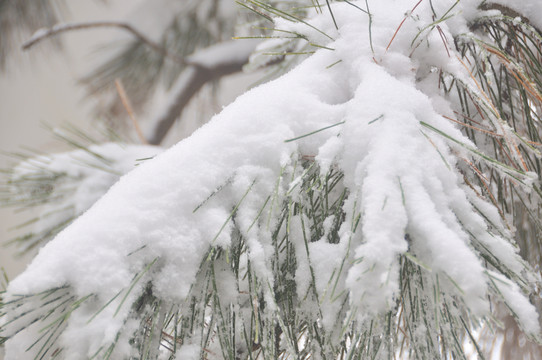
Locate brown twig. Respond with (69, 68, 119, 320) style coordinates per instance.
(22, 21, 185, 63)
(114, 79, 149, 144)
(462, 157, 506, 221)
(386, 0, 424, 52)
(436, 25, 451, 57)
(147, 40, 260, 145)
(443, 115, 501, 138)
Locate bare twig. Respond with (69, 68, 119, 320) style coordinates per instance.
(386, 0, 424, 51)
(147, 40, 261, 145)
(114, 79, 149, 144)
(22, 21, 185, 63)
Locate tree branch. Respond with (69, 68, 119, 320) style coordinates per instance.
(22, 21, 185, 63)
(23, 21, 262, 145)
(147, 40, 261, 145)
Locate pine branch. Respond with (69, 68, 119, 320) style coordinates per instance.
(80, 0, 243, 129)
(0, 126, 161, 253)
(148, 39, 261, 145)
(0, 0, 65, 69)
(22, 20, 185, 63)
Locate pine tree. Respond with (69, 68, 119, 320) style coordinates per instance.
(2, 1, 542, 359)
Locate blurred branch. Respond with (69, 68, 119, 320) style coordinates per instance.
(0, 0, 64, 69)
(22, 19, 262, 145)
(114, 79, 149, 144)
(22, 20, 185, 63)
(148, 39, 261, 145)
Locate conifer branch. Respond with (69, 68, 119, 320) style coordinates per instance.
(22, 20, 185, 63)
(148, 40, 260, 145)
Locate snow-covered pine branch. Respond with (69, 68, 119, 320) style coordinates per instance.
(2, 1, 542, 359)
(2, 140, 162, 253)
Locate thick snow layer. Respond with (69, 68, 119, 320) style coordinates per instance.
(3, 0, 541, 357)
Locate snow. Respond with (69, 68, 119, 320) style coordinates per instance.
(175, 344, 201, 360)
(3, 0, 541, 358)
(488, 270, 541, 335)
(185, 39, 261, 69)
(23, 27, 49, 47)
(480, 0, 542, 31)
(8, 143, 161, 251)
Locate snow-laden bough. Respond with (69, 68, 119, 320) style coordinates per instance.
(2, 1, 541, 359)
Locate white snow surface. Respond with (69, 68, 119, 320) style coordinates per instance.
(4, 0, 541, 357)
(186, 39, 261, 69)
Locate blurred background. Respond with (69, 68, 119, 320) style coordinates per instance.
(0, 1, 138, 281)
(0, 0, 257, 283)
